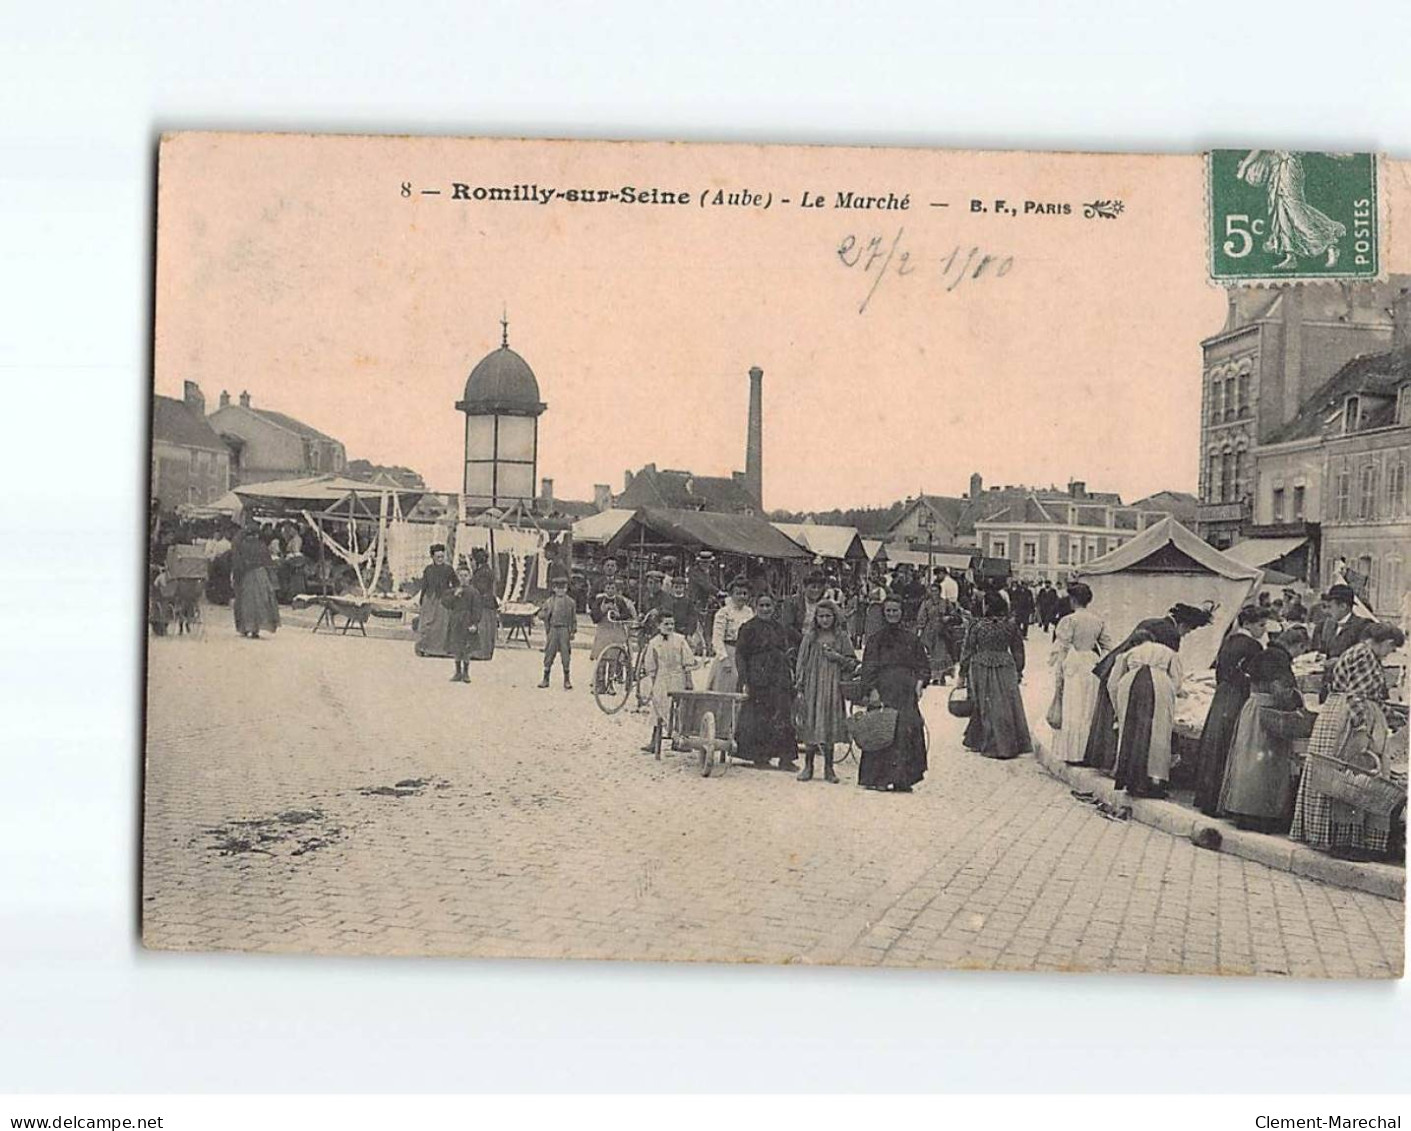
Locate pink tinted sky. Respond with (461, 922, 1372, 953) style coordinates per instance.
(153, 135, 1407, 511)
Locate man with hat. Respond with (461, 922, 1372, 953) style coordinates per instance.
(537, 570, 578, 689)
(779, 569, 827, 638)
(413, 543, 456, 658)
(1316, 582, 1373, 702)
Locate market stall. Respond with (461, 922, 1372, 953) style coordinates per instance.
(1076, 516, 1264, 676)
(602, 506, 811, 604)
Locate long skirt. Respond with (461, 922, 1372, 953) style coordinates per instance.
(416, 595, 452, 657)
(1082, 688, 1119, 773)
(469, 604, 498, 660)
(707, 647, 739, 692)
(233, 569, 280, 635)
(962, 660, 1032, 759)
(1113, 667, 1176, 794)
(736, 682, 797, 764)
(795, 662, 850, 747)
(920, 630, 952, 678)
(1051, 652, 1099, 764)
(1289, 696, 1398, 855)
(1192, 682, 1249, 815)
(1217, 693, 1297, 828)
(858, 676, 926, 789)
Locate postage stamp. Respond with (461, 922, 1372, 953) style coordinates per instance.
(1207, 149, 1379, 282)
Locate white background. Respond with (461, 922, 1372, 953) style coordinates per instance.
(2, 0, 1408, 1094)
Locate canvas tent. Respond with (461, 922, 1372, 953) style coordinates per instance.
(771, 522, 868, 562)
(880, 546, 977, 572)
(570, 508, 636, 545)
(1075, 516, 1263, 673)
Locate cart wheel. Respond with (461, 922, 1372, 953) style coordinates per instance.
(593, 645, 631, 715)
(699, 711, 716, 777)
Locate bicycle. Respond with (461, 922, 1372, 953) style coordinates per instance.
(592, 617, 652, 714)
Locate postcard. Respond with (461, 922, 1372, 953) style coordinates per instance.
(145, 133, 1408, 975)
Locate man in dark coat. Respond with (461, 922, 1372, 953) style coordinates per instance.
(1009, 582, 1035, 638)
(1036, 582, 1057, 632)
(778, 570, 826, 638)
(1316, 583, 1373, 702)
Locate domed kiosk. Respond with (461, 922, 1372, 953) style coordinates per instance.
(455, 318, 547, 508)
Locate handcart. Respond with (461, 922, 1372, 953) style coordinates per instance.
(665, 689, 747, 777)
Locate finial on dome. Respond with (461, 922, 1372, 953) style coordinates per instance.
(500, 306, 509, 349)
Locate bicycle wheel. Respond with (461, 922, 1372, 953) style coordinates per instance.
(699, 711, 715, 778)
(593, 644, 632, 715)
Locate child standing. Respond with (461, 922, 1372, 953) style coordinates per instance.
(537, 573, 578, 689)
(442, 563, 483, 684)
(641, 613, 699, 755)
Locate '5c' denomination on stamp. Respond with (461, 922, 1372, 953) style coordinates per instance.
(1208, 149, 1379, 282)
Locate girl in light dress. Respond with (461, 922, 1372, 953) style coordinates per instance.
(641, 612, 700, 755)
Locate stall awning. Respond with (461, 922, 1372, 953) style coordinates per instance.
(233, 475, 425, 518)
(771, 522, 868, 561)
(570, 508, 636, 545)
(882, 547, 976, 571)
(605, 507, 811, 560)
(1223, 536, 1308, 570)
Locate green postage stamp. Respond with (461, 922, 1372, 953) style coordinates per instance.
(1207, 150, 1379, 282)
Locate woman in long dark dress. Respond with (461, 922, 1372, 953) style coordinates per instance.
(1192, 605, 1270, 814)
(231, 526, 280, 639)
(1217, 625, 1314, 832)
(1084, 606, 1194, 773)
(959, 590, 1032, 759)
(857, 595, 930, 792)
(468, 549, 499, 661)
(735, 593, 801, 771)
(413, 543, 457, 657)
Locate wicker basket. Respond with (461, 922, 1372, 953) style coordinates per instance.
(840, 679, 869, 705)
(947, 686, 974, 718)
(1302, 752, 1405, 815)
(847, 707, 899, 752)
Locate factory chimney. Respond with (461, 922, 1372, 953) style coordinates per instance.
(745, 366, 764, 510)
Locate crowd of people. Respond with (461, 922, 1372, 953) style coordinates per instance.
(157, 518, 1406, 861)
(1044, 579, 1406, 863)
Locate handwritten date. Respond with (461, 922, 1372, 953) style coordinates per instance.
(837, 229, 1013, 313)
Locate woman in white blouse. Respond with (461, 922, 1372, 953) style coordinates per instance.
(709, 576, 755, 692)
(1048, 582, 1113, 763)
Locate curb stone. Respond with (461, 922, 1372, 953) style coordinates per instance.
(1032, 738, 1404, 902)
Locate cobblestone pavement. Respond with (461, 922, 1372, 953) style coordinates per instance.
(142, 623, 1405, 977)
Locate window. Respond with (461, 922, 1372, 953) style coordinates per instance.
(1271, 487, 1285, 523)
(1021, 540, 1038, 565)
(1293, 485, 1306, 521)
(1221, 452, 1234, 503)
(1057, 537, 1068, 566)
(1085, 538, 1100, 562)
(1359, 464, 1377, 519)
(990, 538, 1008, 559)
(1237, 372, 1250, 415)
(1335, 470, 1351, 520)
(1234, 451, 1246, 499)
(1388, 462, 1407, 515)
(1344, 396, 1360, 435)
(1386, 558, 1403, 614)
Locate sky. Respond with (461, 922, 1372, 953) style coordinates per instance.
(154, 134, 1251, 510)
